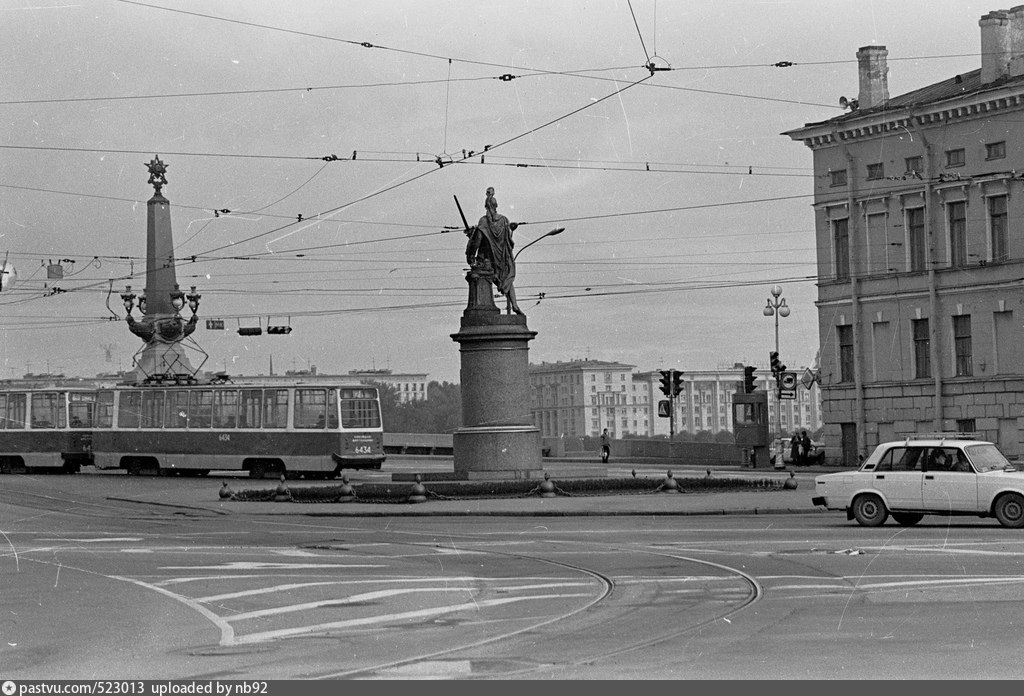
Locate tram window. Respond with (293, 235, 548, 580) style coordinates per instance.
(190, 390, 213, 428)
(141, 390, 165, 428)
(165, 391, 189, 429)
(0, 393, 26, 430)
(239, 389, 261, 428)
(6, 393, 27, 430)
(95, 391, 114, 428)
(263, 389, 288, 429)
(213, 390, 239, 428)
(340, 388, 382, 429)
(118, 391, 142, 429)
(294, 388, 327, 429)
(69, 402, 92, 428)
(31, 392, 64, 429)
(327, 389, 339, 429)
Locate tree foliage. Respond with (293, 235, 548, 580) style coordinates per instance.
(370, 380, 462, 433)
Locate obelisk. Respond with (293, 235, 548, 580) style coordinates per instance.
(125, 156, 198, 381)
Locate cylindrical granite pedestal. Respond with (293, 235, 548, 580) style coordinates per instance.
(450, 276, 542, 480)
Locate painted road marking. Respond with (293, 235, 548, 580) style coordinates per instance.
(233, 593, 593, 645)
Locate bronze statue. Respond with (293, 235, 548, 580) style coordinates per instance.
(464, 187, 523, 315)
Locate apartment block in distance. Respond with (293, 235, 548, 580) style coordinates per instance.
(785, 8, 1024, 464)
(529, 359, 821, 439)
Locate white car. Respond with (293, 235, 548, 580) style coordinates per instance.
(812, 435, 1024, 528)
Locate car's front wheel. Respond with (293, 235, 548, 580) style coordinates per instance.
(852, 493, 889, 527)
(891, 512, 924, 526)
(994, 493, 1024, 529)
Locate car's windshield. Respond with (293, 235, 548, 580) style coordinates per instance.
(965, 444, 1014, 472)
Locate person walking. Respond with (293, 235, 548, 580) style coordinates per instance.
(600, 428, 611, 463)
(799, 430, 813, 466)
(789, 430, 802, 466)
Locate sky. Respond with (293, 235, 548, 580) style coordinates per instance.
(0, 0, 991, 384)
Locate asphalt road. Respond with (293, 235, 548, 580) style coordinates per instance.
(3, 471, 1024, 680)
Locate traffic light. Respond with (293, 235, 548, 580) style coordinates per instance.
(769, 351, 786, 377)
(671, 371, 684, 396)
(266, 325, 292, 335)
(659, 370, 672, 396)
(743, 365, 758, 393)
(237, 327, 262, 336)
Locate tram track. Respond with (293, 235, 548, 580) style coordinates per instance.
(310, 537, 763, 680)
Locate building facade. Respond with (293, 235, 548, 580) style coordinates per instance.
(347, 369, 429, 402)
(785, 8, 1024, 464)
(529, 359, 822, 439)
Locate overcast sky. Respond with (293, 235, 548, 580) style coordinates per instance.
(0, 1, 989, 383)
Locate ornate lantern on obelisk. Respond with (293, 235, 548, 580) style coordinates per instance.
(120, 156, 204, 383)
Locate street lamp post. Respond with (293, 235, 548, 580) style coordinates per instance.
(763, 285, 790, 460)
(513, 227, 565, 262)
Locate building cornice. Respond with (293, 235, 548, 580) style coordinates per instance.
(784, 83, 1024, 149)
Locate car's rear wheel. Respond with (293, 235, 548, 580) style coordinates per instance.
(891, 512, 924, 526)
(994, 493, 1024, 528)
(852, 493, 888, 527)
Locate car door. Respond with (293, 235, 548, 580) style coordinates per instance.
(922, 447, 979, 512)
(869, 446, 925, 510)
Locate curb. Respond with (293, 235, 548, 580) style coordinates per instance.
(211, 504, 826, 518)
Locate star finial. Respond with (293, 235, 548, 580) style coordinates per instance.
(146, 155, 169, 195)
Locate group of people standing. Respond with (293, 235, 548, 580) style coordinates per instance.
(788, 430, 814, 466)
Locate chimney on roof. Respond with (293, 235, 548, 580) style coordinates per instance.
(981, 10, 1013, 83)
(856, 46, 889, 109)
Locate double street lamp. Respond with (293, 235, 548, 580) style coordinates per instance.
(763, 285, 790, 449)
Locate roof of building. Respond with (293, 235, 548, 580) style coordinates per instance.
(529, 359, 636, 374)
(788, 67, 1024, 134)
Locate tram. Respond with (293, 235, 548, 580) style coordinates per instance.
(0, 381, 386, 478)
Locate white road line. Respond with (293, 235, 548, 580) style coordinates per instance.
(159, 561, 386, 570)
(226, 587, 479, 622)
(197, 579, 590, 603)
(233, 593, 593, 644)
(108, 574, 235, 646)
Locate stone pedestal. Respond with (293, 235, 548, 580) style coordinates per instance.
(450, 273, 542, 480)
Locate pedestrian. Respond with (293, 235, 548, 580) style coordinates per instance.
(799, 430, 812, 466)
(789, 430, 801, 465)
(600, 428, 611, 463)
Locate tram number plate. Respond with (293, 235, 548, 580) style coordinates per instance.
(354, 445, 371, 454)
(219, 434, 231, 442)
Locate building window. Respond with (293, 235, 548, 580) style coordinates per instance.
(905, 156, 923, 176)
(829, 169, 847, 187)
(956, 418, 976, 435)
(948, 201, 967, 267)
(990, 195, 1008, 262)
(907, 207, 926, 271)
(833, 217, 850, 281)
(986, 141, 1006, 160)
(837, 325, 854, 383)
(945, 148, 965, 167)
(913, 318, 930, 379)
(866, 163, 884, 180)
(953, 315, 972, 377)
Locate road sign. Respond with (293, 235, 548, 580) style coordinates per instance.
(780, 371, 798, 390)
(801, 367, 820, 389)
(657, 399, 671, 417)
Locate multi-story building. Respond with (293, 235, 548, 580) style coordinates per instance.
(347, 369, 429, 402)
(785, 8, 1024, 464)
(529, 360, 642, 439)
(529, 360, 822, 439)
